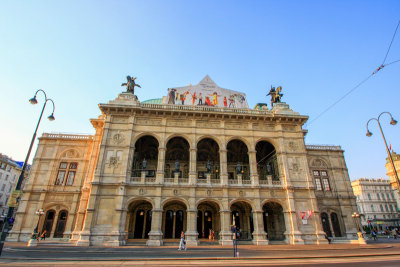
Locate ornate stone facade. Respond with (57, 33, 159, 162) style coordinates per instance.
(8, 77, 359, 246)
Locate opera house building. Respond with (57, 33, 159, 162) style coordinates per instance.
(8, 76, 360, 246)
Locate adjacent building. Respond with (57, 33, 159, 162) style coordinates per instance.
(385, 152, 400, 208)
(0, 154, 26, 228)
(351, 178, 399, 228)
(8, 76, 359, 246)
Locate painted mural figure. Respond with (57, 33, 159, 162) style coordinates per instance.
(210, 92, 220, 106)
(198, 93, 203, 105)
(121, 76, 141, 94)
(228, 96, 235, 108)
(190, 92, 197, 105)
(205, 96, 211, 106)
(223, 96, 227, 107)
(168, 89, 176, 104)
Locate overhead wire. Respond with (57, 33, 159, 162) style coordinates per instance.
(306, 20, 400, 128)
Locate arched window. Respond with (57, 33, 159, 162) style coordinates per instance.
(368, 193, 371, 200)
(42, 210, 55, 237)
(330, 213, 342, 237)
(53, 210, 68, 238)
(380, 205, 384, 212)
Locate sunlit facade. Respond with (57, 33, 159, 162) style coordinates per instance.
(9, 76, 359, 246)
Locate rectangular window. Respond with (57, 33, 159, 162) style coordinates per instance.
(5, 175, 8, 181)
(69, 163, 77, 169)
(66, 171, 75, 186)
(55, 162, 78, 186)
(56, 171, 66, 185)
(0, 173, 2, 179)
(321, 171, 327, 176)
(59, 162, 68, 169)
(8, 186, 12, 193)
(322, 178, 331, 191)
(315, 178, 322, 190)
(0, 163, 5, 169)
(313, 170, 319, 176)
(1, 184, 5, 191)
(12, 175, 16, 181)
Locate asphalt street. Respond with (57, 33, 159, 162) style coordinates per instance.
(0, 239, 400, 266)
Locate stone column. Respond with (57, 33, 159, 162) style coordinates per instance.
(219, 149, 228, 186)
(147, 208, 163, 246)
(219, 210, 233, 245)
(156, 147, 166, 184)
(252, 210, 268, 245)
(185, 209, 199, 246)
(281, 188, 304, 244)
(189, 148, 197, 185)
(248, 150, 259, 186)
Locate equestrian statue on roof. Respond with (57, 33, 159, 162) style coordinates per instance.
(267, 85, 283, 107)
(122, 76, 141, 94)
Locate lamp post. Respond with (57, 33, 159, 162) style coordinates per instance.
(27, 209, 45, 246)
(0, 90, 55, 255)
(352, 212, 366, 244)
(366, 112, 400, 191)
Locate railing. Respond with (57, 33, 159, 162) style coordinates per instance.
(306, 144, 342, 151)
(228, 179, 238, 184)
(131, 177, 141, 183)
(242, 179, 252, 184)
(197, 179, 207, 184)
(272, 180, 282, 186)
(42, 133, 94, 140)
(259, 179, 268, 185)
(164, 178, 174, 183)
(210, 179, 220, 184)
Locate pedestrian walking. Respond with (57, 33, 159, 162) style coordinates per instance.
(40, 230, 47, 240)
(178, 231, 186, 251)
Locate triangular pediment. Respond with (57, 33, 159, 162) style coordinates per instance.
(198, 75, 217, 86)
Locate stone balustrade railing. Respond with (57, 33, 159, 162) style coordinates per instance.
(306, 144, 342, 151)
(42, 133, 94, 140)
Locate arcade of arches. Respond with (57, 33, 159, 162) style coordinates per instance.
(132, 135, 280, 184)
(126, 198, 289, 244)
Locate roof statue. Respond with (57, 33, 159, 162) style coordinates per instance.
(267, 86, 283, 107)
(121, 76, 141, 94)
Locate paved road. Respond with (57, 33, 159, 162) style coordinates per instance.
(1, 241, 400, 266)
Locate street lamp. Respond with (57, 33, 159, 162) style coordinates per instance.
(366, 112, 400, 191)
(31, 209, 45, 239)
(0, 89, 55, 255)
(352, 212, 367, 244)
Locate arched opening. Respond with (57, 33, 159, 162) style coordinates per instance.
(41, 210, 55, 238)
(230, 201, 253, 240)
(127, 200, 152, 239)
(227, 139, 249, 181)
(162, 200, 187, 239)
(53, 210, 68, 238)
(256, 141, 279, 181)
(197, 201, 220, 240)
(262, 202, 285, 241)
(321, 212, 332, 237)
(331, 212, 342, 237)
(197, 138, 220, 180)
(132, 135, 159, 178)
(165, 137, 190, 178)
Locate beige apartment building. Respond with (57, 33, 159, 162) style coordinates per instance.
(385, 152, 400, 209)
(352, 178, 399, 228)
(0, 154, 26, 226)
(8, 76, 359, 246)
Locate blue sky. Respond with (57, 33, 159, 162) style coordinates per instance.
(0, 1, 399, 180)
